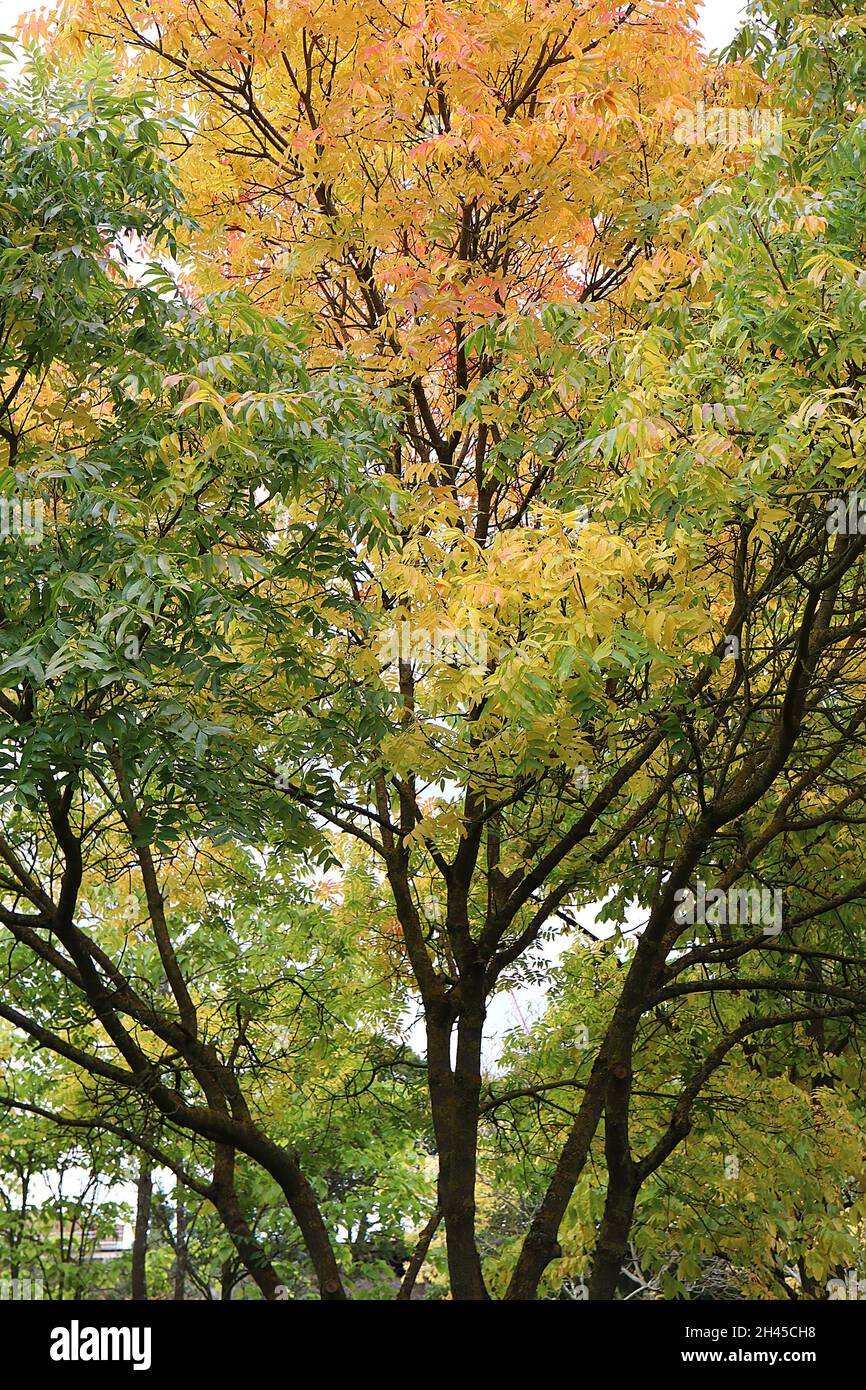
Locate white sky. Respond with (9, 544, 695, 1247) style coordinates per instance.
(0, 0, 28, 29)
(699, 0, 748, 51)
(0, 2, 748, 50)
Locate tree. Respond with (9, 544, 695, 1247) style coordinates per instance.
(0, 50, 410, 1299)
(478, 935, 866, 1299)
(0, 1057, 132, 1300)
(4, 0, 863, 1301)
(46, 0, 866, 1300)
(49, 0, 717, 1299)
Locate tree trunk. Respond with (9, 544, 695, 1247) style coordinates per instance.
(588, 1037, 639, 1300)
(587, 1176, 638, 1300)
(211, 1145, 282, 1300)
(507, 928, 666, 1299)
(173, 1186, 187, 1301)
(427, 992, 489, 1300)
(247, 1132, 347, 1299)
(505, 1061, 609, 1299)
(131, 1164, 152, 1301)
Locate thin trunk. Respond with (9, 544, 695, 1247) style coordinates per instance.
(211, 1145, 282, 1301)
(507, 931, 664, 1299)
(9, 1169, 28, 1283)
(588, 1034, 638, 1300)
(173, 1186, 187, 1301)
(505, 1062, 608, 1299)
(397, 1207, 441, 1301)
(250, 1135, 346, 1299)
(587, 1172, 639, 1300)
(131, 1164, 152, 1301)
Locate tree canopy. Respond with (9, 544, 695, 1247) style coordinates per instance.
(0, 0, 865, 1304)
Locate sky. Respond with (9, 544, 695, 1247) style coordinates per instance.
(699, 0, 749, 51)
(0, 1, 749, 49)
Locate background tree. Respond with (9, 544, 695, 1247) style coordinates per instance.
(0, 50, 415, 1298)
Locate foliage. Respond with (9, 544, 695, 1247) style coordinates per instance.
(0, 0, 864, 1303)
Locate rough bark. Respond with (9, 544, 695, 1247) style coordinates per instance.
(173, 1187, 187, 1301)
(427, 989, 489, 1300)
(131, 1163, 152, 1301)
(210, 1145, 282, 1300)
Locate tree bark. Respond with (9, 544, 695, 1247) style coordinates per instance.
(220, 1258, 235, 1301)
(427, 988, 489, 1300)
(586, 1177, 639, 1300)
(211, 1145, 282, 1300)
(505, 1061, 609, 1299)
(237, 1128, 346, 1299)
(131, 1163, 152, 1301)
(173, 1186, 187, 1301)
(588, 1036, 639, 1300)
(397, 1206, 441, 1300)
